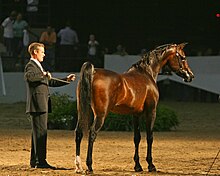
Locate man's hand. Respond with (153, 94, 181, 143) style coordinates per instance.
(67, 74, 76, 82)
(43, 71, 52, 80)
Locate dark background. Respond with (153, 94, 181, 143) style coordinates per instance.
(1, 0, 220, 55)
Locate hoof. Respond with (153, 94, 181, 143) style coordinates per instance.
(86, 169, 93, 174)
(75, 168, 84, 174)
(134, 164, 143, 172)
(148, 164, 156, 172)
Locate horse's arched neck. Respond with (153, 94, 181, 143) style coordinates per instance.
(148, 48, 175, 81)
(157, 47, 177, 70)
(147, 51, 163, 81)
(127, 47, 176, 82)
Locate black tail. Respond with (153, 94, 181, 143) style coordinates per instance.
(76, 62, 94, 132)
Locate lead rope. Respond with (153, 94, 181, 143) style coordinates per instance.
(206, 149, 220, 176)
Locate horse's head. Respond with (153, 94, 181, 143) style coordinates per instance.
(164, 43, 194, 82)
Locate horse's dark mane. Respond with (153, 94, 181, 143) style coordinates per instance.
(154, 43, 174, 51)
(128, 52, 150, 71)
(128, 43, 174, 71)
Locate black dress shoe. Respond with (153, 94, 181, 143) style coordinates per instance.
(30, 162, 36, 168)
(30, 164, 36, 168)
(36, 162, 56, 169)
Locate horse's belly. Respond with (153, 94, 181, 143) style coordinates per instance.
(111, 104, 143, 114)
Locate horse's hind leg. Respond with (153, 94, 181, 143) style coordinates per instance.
(86, 116, 105, 173)
(133, 115, 143, 172)
(75, 128, 83, 173)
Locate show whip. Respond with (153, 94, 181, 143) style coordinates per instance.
(50, 77, 71, 84)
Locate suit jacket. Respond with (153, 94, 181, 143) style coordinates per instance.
(24, 60, 69, 113)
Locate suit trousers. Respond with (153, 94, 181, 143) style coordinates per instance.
(30, 112, 48, 165)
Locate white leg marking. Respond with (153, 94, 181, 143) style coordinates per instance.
(75, 155, 84, 173)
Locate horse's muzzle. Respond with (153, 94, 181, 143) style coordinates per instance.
(176, 69, 194, 82)
(183, 71, 194, 82)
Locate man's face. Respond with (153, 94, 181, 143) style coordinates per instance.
(34, 46, 45, 62)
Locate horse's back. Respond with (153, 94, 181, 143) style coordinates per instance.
(92, 68, 122, 92)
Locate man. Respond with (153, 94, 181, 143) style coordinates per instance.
(1, 10, 17, 56)
(24, 42, 75, 169)
(57, 21, 79, 46)
(39, 25, 57, 71)
(57, 21, 79, 68)
(87, 34, 100, 64)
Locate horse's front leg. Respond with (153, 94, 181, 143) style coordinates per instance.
(133, 116, 143, 172)
(146, 129, 156, 172)
(75, 129, 83, 173)
(146, 109, 157, 172)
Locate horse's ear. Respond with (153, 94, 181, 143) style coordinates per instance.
(179, 42, 188, 49)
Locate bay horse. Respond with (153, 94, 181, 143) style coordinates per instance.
(75, 43, 194, 174)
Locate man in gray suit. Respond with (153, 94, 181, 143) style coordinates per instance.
(24, 42, 75, 169)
